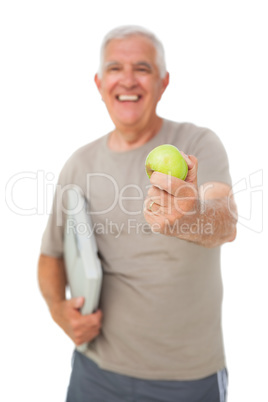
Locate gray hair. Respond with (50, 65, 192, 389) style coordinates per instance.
(98, 25, 167, 78)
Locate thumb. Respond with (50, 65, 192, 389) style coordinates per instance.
(185, 155, 198, 185)
(70, 297, 85, 309)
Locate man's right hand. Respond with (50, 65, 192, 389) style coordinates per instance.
(50, 297, 103, 346)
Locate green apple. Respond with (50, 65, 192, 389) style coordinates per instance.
(145, 144, 188, 180)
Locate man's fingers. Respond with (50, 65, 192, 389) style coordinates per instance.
(69, 297, 85, 309)
(150, 172, 181, 196)
(73, 309, 103, 344)
(185, 155, 198, 184)
(51, 299, 102, 345)
(144, 196, 163, 213)
(150, 172, 196, 198)
(149, 153, 198, 196)
(89, 309, 103, 326)
(95, 309, 103, 321)
(180, 151, 194, 169)
(144, 196, 174, 217)
(147, 186, 171, 207)
(144, 154, 199, 225)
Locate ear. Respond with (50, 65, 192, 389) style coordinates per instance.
(94, 73, 102, 94)
(161, 72, 170, 94)
(158, 72, 170, 101)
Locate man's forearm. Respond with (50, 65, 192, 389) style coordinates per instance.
(37, 254, 103, 345)
(173, 196, 237, 247)
(38, 254, 67, 312)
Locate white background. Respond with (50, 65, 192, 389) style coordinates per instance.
(1, 1, 267, 401)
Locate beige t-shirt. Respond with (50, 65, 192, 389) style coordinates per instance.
(41, 118, 232, 380)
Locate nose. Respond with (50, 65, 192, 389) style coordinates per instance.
(119, 67, 138, 89)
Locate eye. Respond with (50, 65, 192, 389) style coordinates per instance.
(107, 65, 121, 73)
(135, 65, 152, 74)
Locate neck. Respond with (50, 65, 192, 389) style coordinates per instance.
(108, 117, 163, 152)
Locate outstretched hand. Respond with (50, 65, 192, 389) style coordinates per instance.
(144, 154, 199, 235)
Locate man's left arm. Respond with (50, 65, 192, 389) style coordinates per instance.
(144, 154, 237, 248)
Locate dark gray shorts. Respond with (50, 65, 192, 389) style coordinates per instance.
(66, 350, 228, 402)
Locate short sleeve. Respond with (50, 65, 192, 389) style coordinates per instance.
(40, 155, 77, 258)
(40, 168, 66, 257)
(192, 129, 232, 188)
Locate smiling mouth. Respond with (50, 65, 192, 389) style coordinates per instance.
(116, 95, 141, 102)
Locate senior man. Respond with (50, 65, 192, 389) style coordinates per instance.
(38, 25, 237, 402)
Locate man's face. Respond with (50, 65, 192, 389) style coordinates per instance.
(95, 35, 169, 133)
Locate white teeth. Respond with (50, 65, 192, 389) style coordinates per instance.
(118, 95, 139, 101)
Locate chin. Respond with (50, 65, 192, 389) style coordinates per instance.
(114, 115, 144, 129)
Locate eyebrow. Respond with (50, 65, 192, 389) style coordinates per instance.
(104, 61, 153, 70)
(104, 61, 120, 69)
(134, 62, 153, 70)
